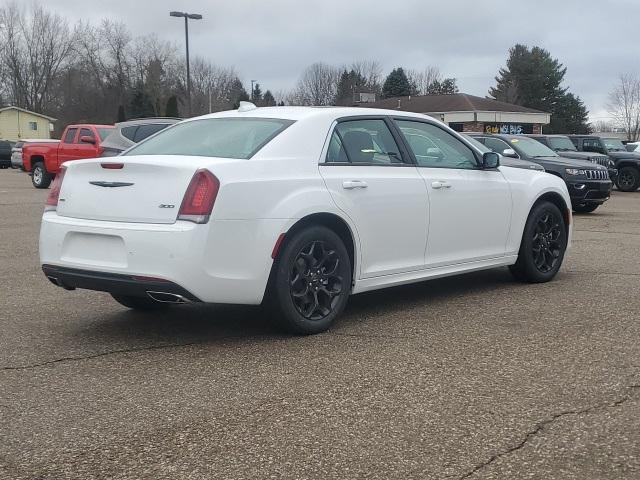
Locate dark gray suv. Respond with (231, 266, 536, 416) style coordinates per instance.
(470, 134, 612, 213)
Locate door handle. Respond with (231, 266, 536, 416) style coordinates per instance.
(342, 180, 368, 189)
(431, 180, 452, 189)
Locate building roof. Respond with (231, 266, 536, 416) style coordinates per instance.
(0, 106, 57, 121)
(359, 93, 547, 115)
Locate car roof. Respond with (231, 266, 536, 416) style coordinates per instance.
(115, 118, 181, 128)
(188, 106, 438, 123)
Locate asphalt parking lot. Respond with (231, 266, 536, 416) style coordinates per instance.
(1, 168, 639, 480)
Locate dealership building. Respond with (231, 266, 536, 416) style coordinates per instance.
(359, 93, 550, 134)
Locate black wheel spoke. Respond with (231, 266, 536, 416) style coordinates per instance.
(289, 239, 345, 321)
(531, 209, 564, 274)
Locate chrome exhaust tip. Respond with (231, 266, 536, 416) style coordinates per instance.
(146, 291, 190, 304)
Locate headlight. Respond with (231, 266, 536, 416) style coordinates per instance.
(565, 168, 586, 175)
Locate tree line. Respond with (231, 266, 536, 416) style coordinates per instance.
(4, 3, 632, 137)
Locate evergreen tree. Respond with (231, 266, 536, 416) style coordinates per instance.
(165, 95, 179, 117)
(278, 100, 285, 107)
(116, 104, 126, 122)
(262, 90, 276, 107)
(427, 78, 459, 95)
(382, 67, 413, 98)
(490, 44, 590, 133)
(335, 69, 367, 105)
(230, 78, 250, 109)
(128, 82, 155, 119)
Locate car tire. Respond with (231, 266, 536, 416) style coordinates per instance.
(572, 203, 599, 214)
(509, 201, 567, 283)
(111, 294, 170, 310)
(616, 166, 640, 192)
(32, 162, 52, 189)
(270, 225, 352, 335)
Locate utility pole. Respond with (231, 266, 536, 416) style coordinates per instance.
(170, 11, 203, 117)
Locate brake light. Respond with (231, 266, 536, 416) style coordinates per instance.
(178, 169, 220, 223)
(45, 167, 66, 212)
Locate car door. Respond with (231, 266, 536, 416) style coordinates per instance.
(393, 119, 511, 268)
(74, 127, 98, 159)
(58, 127, 78, 165)
(319, 117, 429, 278)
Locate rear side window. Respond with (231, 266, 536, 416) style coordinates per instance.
(121, 126, 138, 141)
(326, 119, 405, 164)
(63, 128, 77, 143)
(484, 137, 511, 154)
(125, 118, 293, 159)
(133, 123, 169, 143)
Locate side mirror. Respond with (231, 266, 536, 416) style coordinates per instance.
(482, 151, 500, 169)
(79, 135, 96, 144)
(501, 148, 518, 158)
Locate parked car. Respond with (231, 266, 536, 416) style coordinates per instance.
(527, 134, 617, 181)
(11, 139, 60, 170)
(100, 118, 181, 156)
(0, 140, 13, 168)
(568, 135, 640, 192)
(41, 104, 572, 335)
(462, 134, 545, 171)
(470, 133, 612, 213)
(22, 124, 114, 188)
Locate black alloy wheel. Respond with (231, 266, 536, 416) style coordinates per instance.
(270, 225, 351, 335)
(290, 240, 344, 320)
(616, 166, 640, 192)
(509, 201, 567, 283)
(531, 212, 563, 274)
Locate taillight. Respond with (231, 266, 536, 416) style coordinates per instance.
(178, 169, 219, 223)
(45, 167, 66, 212)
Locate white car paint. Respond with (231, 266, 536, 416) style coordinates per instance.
(40, 106, 572, 305)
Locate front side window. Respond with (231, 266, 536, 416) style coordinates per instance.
(79, 128, 94, 141)
(125, 118, 293, 159)
(327, 119, 405, 165)
(63, 128, 77, 143)
(395, 120, 477, 169)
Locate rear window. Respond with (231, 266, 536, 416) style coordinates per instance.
(97, 128, 113, 141)
(133, 123, 170, 143)
(125, 118, 294, 159)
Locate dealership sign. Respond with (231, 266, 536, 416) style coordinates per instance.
(484, 123, 533, 135)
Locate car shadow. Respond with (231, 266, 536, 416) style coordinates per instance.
(75, 267, 516, 345)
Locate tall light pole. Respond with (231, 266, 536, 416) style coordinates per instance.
(170, 11, 202, 117)
(251, 80, 257, 102)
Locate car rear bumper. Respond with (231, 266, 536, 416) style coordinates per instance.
(42, 264, 201, 302)
(39, 212, 285, 305)
(568, 180, 612, 205)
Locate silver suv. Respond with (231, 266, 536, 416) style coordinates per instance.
(100, 118, 181, 157)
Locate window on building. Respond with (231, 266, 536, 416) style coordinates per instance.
(28, 121, 38, 131)
(448, 123, 464, 132)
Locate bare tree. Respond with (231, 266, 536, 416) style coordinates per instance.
(607, 73, 640, 141)
(188, 57, 242, 114)
(350, 60, 383, 93)
(0, 2, 74, 112)
(291, 63, 340, 106)
(407, 66, 442, 95)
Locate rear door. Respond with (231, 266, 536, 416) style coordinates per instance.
(319, 117, 429, 278)
(393, 119, 511, 267)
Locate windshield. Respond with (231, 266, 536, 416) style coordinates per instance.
(97, 128, 114, 141)
(462, 134, 491, 153)
(547, 136, 577, 151)
(125, 118, 293, 159)
(602, 138, 626, 151)
(508, 137, 558, 158)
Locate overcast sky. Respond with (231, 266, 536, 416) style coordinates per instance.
(44, 0, 640, 120)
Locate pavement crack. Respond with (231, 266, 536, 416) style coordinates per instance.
(0, 342, 201, 371)
(458, 385, 640, 479)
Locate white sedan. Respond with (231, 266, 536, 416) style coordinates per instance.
(40, 104, 572, 334)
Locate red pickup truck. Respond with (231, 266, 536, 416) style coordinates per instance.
(23, 124, 114, 188)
